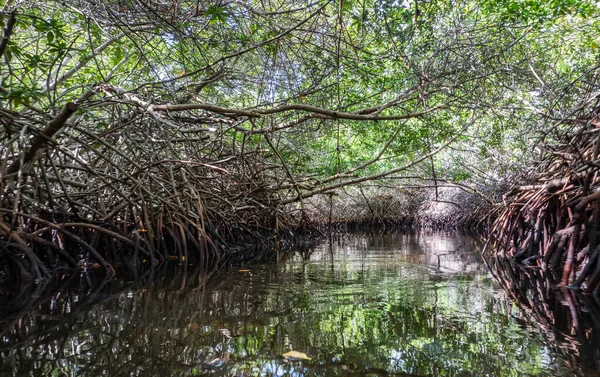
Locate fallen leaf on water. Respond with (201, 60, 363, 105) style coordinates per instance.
(238, 269, 251, 272)
(282, 351, 311, 360)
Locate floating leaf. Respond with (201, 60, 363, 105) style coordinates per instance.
(282, 351, 311, 360)
(238, 269, 250, 272)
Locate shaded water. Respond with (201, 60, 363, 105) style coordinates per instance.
(0, 231, 596, 376)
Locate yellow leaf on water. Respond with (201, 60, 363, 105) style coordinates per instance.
(238, 269, 251, 272)
(282, 351, 311, 360)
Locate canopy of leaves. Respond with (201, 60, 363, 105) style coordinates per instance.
(1, 0, 599, 210)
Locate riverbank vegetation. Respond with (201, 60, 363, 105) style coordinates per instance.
(1, 0, 600, 281)
(492, 103, 600, 294)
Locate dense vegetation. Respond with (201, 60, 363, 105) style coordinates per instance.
(1, 0, 600, 281)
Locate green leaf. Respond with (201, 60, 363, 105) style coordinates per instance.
(33, 20, 49, 32)
(47, 31, 54, 43)
(205, 5, 228, 24)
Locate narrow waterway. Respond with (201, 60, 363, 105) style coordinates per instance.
(1, 231, 597, 376)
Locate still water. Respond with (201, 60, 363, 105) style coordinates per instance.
(0, 231, 595, 376)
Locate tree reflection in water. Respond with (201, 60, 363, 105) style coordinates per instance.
(485, 256, 600, 376)
(0, 230, 595, 376)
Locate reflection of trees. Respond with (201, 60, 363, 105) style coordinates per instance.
(310, 230, 485, 275)
(485, 257, 600, 375)
(0, 232, 581, 376)
(0, 241, 318, 377)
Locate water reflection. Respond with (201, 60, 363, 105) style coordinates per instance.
(485, 256, 600, 376)
(0, 230, 589, 376)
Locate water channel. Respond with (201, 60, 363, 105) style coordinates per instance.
(1, 230, 599, 376)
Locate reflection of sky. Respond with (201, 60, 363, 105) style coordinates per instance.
(300, 231, 489, 274)
(0, 231, 577, 377)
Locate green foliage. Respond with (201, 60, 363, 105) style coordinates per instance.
(1, 86, 43, 107)
(1, 0, 599, 199)
(204, 5, 229, 24)
(481, 0, 597, 23)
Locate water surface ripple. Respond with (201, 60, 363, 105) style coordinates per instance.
(0, 231, 593, 376)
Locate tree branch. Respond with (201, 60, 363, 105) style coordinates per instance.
(0, 12, 16, 59)
(281, 127, 465, 204)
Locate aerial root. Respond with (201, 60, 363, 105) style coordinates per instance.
(493, 108, 600, 291)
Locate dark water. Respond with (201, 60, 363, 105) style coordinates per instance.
(0, 231, 598, 376)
